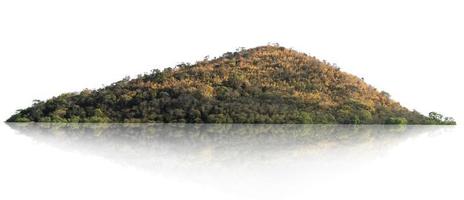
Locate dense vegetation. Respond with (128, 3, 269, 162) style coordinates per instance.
(7, 45, 455, 124)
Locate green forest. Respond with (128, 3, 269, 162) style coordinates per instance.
(7, 45, 456, 124)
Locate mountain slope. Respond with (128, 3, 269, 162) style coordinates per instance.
(7, 45, 455, 124)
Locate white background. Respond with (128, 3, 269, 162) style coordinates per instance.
(0, 0, 463, 123)
(1, 1, 464, 200)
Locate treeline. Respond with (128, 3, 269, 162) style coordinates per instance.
(7, 45, 456, 125)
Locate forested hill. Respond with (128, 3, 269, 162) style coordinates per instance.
(7, 45, 455, 124)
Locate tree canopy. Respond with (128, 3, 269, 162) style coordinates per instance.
(7, 45, 456, 124)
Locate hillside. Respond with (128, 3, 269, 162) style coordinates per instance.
(7, 45, 455, 124)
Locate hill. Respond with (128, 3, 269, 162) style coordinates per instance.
(7, 45, 455, 124)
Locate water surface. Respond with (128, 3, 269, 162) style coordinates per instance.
(1, 123, 462, 200)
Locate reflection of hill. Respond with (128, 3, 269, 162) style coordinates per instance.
(6, 123, 449, 174)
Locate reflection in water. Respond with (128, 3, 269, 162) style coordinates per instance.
(7, 124, 449, 174)
(4, 123, 460, 199)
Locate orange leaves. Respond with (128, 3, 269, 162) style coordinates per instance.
(199, 85, 215, 97)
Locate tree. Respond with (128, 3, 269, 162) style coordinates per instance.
(428, 112, 443, 121)
(385, 117, 408, 125)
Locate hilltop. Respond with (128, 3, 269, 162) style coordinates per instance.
(7, 45, 455, 124)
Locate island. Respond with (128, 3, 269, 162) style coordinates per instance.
(7, 45, 455, 124)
